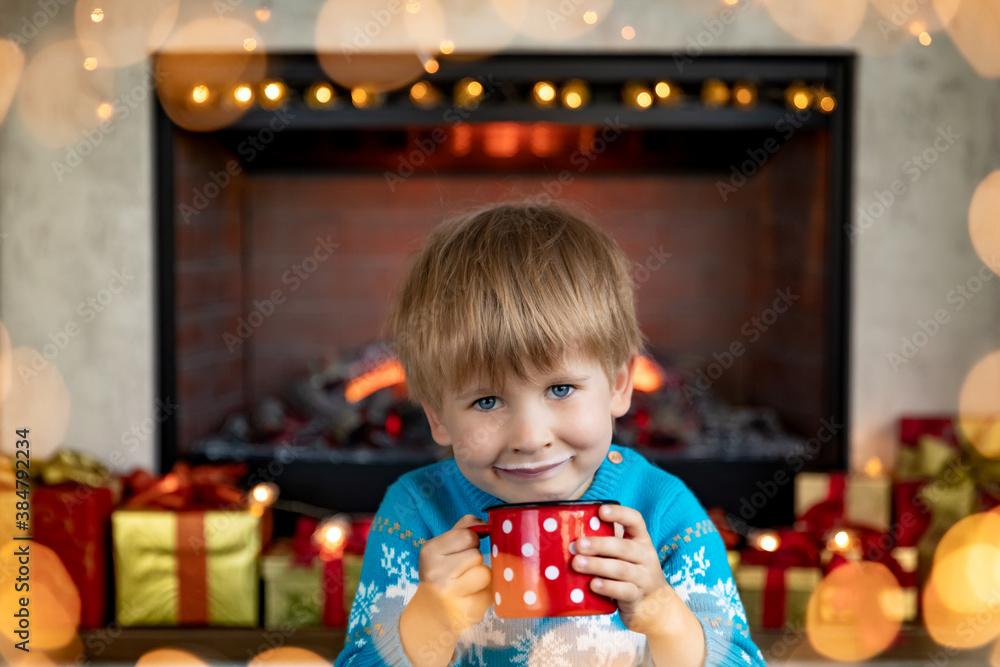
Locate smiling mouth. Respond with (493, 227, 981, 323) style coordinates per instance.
(494, 457, 571, 478)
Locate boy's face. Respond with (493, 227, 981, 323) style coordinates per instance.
(421, 353, 637, 504)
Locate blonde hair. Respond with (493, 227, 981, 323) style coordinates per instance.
(383, 201, 645, 412)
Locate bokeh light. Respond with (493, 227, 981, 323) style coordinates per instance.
(155, 18, 266, 132)
(0, 40, 25, 126)
(969, 170, 1000, 275)
(934, 511, 1000, 565)
(701, 79, 730, 107)
(409, 81, 441, 108)
(763, 0, 867, 45)
(871, 0, 947, 36)
(0, 541, 80, 650)
(937, 0, 1000, 77)
(248, 647, 332, 666)
(621, 25, 636, 39)
(532, 81, 557, 106)
(74, 0, 179, 67)
(933, 544, 1000, 614)
(0, 321, 10, 405)
(315, 0, 427, 93)
(923, 566, 1000, 647)
(805, 561, 901, 661)
(16, 40, 116, 148)
(191, 84, 209, 104)
(958, 350, 1000, 459)
(0, 347, 71, 463)
(135, 648, 210, 666)
(490, 0, 615, 42)
(308, 83, 335, 107)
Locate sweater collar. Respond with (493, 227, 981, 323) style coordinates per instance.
(456, 444, 628, 515)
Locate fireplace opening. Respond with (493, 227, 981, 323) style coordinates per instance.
(157, 53, 852, 528)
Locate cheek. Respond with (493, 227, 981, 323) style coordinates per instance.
(564, 401, 612, 444)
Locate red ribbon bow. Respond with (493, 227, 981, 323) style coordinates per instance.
(123, 462, 249, 510)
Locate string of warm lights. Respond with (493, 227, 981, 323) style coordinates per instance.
(249, 482, 353, 558)
(174, 76, 838, 115)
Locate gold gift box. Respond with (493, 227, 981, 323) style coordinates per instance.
(112, 510, 261, 627)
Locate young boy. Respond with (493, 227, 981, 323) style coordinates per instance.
(336, 202, 765, 667)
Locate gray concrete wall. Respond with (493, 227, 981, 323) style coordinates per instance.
(1, 0, 998, 473)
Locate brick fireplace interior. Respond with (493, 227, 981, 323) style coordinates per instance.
(159, 54, 851, 525)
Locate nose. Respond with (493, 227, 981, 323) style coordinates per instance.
(508, 406, 553, 455)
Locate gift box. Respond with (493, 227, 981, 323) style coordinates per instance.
(895, 416, 1000, 585)
(820, 528, 920, 623)
(267, 515, 372, 628)
(737, 530, 822, 629)
(34, 483, 115, 628)
(261, 541, 326, 628)
(113, 509, 261, 626)
(30, 449, 121, 629)
(111, 462, 262, 627)
(795, 471, 891, 533)
(737, 565, 821, 629)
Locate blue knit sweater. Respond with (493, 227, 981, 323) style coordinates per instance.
(336, 444, 766, 666)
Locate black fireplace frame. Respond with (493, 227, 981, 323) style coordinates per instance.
(154, 52, 854, 529)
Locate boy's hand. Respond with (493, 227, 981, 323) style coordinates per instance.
(571, 504, 689, 638)
(409, 514, 493, 634)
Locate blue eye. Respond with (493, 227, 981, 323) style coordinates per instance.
(550, 385, 573, 398)
(474, 396, 497, 410)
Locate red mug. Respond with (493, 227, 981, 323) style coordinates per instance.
(471, 500, 619, 619)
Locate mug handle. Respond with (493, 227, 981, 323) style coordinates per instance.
(469, 524, 489, 539)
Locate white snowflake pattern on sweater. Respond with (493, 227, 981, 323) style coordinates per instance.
(336, 446, 767, 667)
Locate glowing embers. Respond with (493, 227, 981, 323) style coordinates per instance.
(483, 122, 521, 158)
(632, 355, 665, 393)
(344, 359, 405, 403)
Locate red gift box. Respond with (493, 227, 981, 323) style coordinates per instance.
(291, 515, 372, 627)
(34, 483, 115, 628)
(738, 530, 822, 629)
(899, 417, 959, 448)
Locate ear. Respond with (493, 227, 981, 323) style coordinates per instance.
(420, 401, 453, 446)
(609, 354, 638, 418)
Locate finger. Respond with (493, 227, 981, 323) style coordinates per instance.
(452, 563, 492, 597)
(575, 535, 645, 564)
(589, 576, 640, 603)
(571, 553, 634, 583)
(598, 504, 649, 540)
(454, 514, 488, 530)
(433, 516, 486, 555)
(423, 547, 484, 584)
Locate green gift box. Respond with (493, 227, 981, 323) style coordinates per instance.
(112, 509, 261, 627)
(261, 542, 325, 628)
(736, 565, 821, 629)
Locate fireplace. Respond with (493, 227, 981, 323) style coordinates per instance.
(156, 53, 852, 528)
